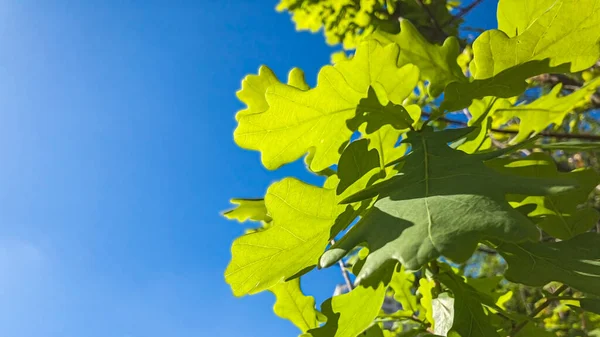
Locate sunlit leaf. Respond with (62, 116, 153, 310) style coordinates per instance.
(223, 198, 271, 223)
(309, 263, 395, 337)
(226, 178, 351, 296)
(471, 0, 600, 79)
(235, 40, 419, 171)
(492, 78, 600, 143)
(271, 278, 322, 333)
(372, 20, 466, 96)
(390, 265, 418, 312)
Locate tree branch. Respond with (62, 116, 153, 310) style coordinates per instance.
(509, 285, 569, 336)
(413, 0, 448, 40)
(422, 112, 600, 141)
(331, 239, 354, 291)
(444, 0, 485, 27)
(531, 73, 600, 107)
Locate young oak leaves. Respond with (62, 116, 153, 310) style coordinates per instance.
(442, 0, 600, 112)
(437, 272, 501, 337)
(492, 77, 600, 144)
(225, 178, 346, 296)
(487, 153, 600, 240)
(226, 0, 600, 335)
(270, 277, 324, 333)
(493, 233, 600, 297)
(236, 66, 309, 120)
(371, 20, 467, 97)
(471, 0, 600, 79)
(234, 40, 419, 172)
(320, 127, 577, 283)
(309, 260, 396, 337)
(222, 199, 271, 223)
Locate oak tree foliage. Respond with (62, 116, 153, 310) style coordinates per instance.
(224, 0, 600, 336)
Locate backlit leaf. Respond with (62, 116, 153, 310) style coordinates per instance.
(309, 263, 395, 337)
(223, 199, 271, 223)
(471, 0, 600, 79)
(226, 178, 350, 296)
(492, 78, 600, 143)
(372, 20, 467, 97)
(390, 265, 418, 312)
(271, 277, 322, 332)
(234, 40, 419, 171)
(418, 278, 436, 326)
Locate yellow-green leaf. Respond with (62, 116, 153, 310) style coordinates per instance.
(234, 40, 419, 171)
(225, 178, 349, 296)
(223, 198, 271, 223)
(271, 278, 321, 333)
(372, 20, 467, 96)
(471, 0, 600, 79)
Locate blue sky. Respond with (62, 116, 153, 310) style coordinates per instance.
(0, 1, 495, 336)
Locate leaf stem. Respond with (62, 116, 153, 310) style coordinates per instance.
(331, 239, 354, 291)
(375, 314, 425, 325)
(509, 284, 569, 336)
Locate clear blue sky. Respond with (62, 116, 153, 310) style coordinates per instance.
(0, 1, 495, 336)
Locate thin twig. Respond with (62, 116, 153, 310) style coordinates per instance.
(477, 246, 498, 255)
(375, 314, 425, 325)
(422, 112, 600, 141)
(331, 240, 354, 291)
(414, 0, 447, 40)
(445, 0, 485, 27)
(509, 285, 569, 336)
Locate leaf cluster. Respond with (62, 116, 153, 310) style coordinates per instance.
(224, 1, 600, 336)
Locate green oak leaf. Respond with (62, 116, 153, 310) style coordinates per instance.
(364, 124, 410, 168)
(236, 66, 309, 120)
(234, 40, 419, 171)
(390, 265, 418, 312)
(487, 153, 600, 240)
(456, 97, 513, 154)
(493, 78, 600, 143)
(223, 198, 271, 223)
(493, 233, 600, 296)
(497, 0, 557, 38)
(437, 272, 501, 337)
(471, 0, 600, 79)
(372, 20, 467, 97)
(336, 139, 382, 195)
(349, 85, 415, 135)
(308, 263, 394, 337)
(226, 178, 353, 296)
(466, 276, 504, 303)
(271, 277, 322, 333)
(441, 59, 556, 112)
(418, 278, 436, 326)
(362, 325, 384, 337)
(320, 127, 576, 279)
